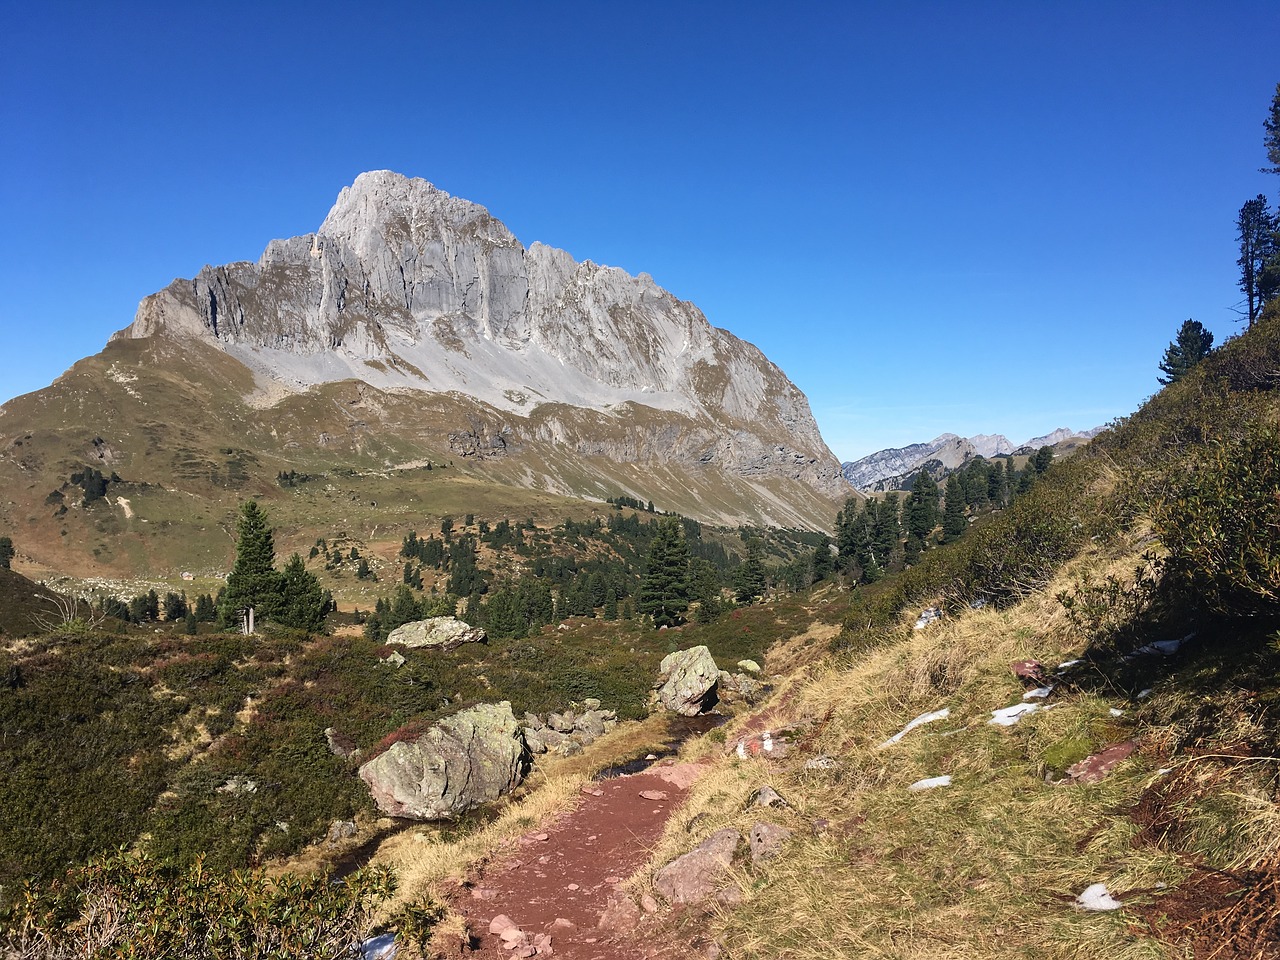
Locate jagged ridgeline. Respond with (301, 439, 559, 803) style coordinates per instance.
(0, 171, 849, 584)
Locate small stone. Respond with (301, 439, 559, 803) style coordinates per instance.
(533, 933, 553, 953)
(751, 786, 787, 808)
(567, 883, 579, 891)
(471, 887, 498, 901)
(583, 698, 602, 710)
(605, 875, 622, 884)
(639, 790, 668, 801)
(597, 895, 642, 933)
(536, 832, 550, 841)
(549, 918, 576, 931)
(640, 893, 660, 913)
(515, 947, 536, 958)
(489, 914, 519, 935)
(749, 821, 794, 865)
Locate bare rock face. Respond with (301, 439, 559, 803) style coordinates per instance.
(114, 171, 849, 514)
(358, 702, 526, 820)
(655, 646, 720, 716)
(387, 616, 485, 650)
(653, 828, 742, 904)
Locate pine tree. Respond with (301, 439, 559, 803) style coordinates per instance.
(942, 476, 967, 543)
(220, 500, 283, 626)
(638, 516, 691, 628)
(1237, 195, 1277, 326)
(1263, 82, 1280, 176)
(904, 470, 940, 542)
(734, 537, 767, 604)
(0, 536, 13, 570)
(277, 553, 329, 632)
(1158, 319, 1215, 385)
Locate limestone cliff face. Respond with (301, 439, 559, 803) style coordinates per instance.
(117, 171, 847, 500)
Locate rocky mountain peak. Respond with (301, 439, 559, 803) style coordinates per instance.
(108, 170, 849, 525)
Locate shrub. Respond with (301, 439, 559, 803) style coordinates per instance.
(0, 851, 394, 959)
(1152, 425, 1280, 619)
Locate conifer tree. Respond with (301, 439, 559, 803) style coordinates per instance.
(735, 537, 767, 604)
(904, 470, 940, 542)
(0, 536, 13, 570)
(220, 500, 283, 626)
(1157, 319, 1214, 385)
(1237, 195, 1277, 326)
(638, 516, 691, 628)
(942, 476, 967, 543)
(277, 553, 329, 632)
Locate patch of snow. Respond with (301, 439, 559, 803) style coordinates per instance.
(913, 606, 943, 630)
(1109, 708, 1125, 717)
(1137, 688, 1153, 699)
(361, 934, 398, 960)
(989, 702, 1041, 727)
(116, 497, 133, 518)
(1022, 686, 1053, 700)
(1075, 883, 1123, 911)
(1157, 768, 1173, 775)
(879, 708, 951, 748)
(907, 775, 952, 792)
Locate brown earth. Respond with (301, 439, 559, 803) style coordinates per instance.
(450, 760, 710, 960)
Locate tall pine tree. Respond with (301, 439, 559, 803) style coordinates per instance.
(941, 476, 967, 543)
(220, 500, 283, 626)
(638, 516, 691, 628)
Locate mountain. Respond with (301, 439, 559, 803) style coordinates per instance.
(0, 172, 847, 585)
(842, 427, 1100, 493)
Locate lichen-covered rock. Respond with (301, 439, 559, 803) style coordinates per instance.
(656, 646, 720, 716)
(654, 829, 742, 904)
(358, 702, 526, 820)
(749, 821, 793, 865)
(386, 616, 486, 650)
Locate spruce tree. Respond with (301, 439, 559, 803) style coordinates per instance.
(220, 500, 283, 626)
(1158, 319, 1215, 385)
(0, 536, 13, 570)
(735, 537, 767, 604)
(277, 553, 329, 632)
(638, 516, 691, 628)
(942, 476, 967, 543)
(904, 470, 940, 542)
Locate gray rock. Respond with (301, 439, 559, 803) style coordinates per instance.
(523, 728, 548, 754)
(358, 702, 526, 820)
(326, 820, 357, 845)
(546, 711, 574, 733)
(736, 660, 761, 674)
(583, 697, 602, 710)
(655, 646, 720, 716)
(749, 822, 793, 865)
(597, 895, 642, 934)
(324, 726, 356, 759)
(537, 728, 570, 750)
(217, 775, 259, 795)
(523, 712, 545, 730)
(750, 786, 788, 809)
(387, 616, 486, 650)
(379, 650, 406, 668)
(654, 828, 742, 904)
(575, 710, 606, 739)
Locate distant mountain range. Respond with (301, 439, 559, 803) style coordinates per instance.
(842, 427, 1106, 493)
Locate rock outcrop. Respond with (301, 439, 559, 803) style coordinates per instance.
(387, 616, 485, 650)
(655, 646, 720, 716)
(358, 702, 526, 820)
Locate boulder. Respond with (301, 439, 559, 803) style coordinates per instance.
(653, 828, 742, 904)
(737, 659, 762, 674)
(575, 710, 607, 739)
(358, 702, 527, 820)
(523, 728, 548, 754)
(749, 822, 793, 865)
(387, 616, 486, 650)
(655, 646, 720, 716)
(546, 711, 575, 733)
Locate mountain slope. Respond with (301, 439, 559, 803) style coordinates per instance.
(0, 173, 850, 584)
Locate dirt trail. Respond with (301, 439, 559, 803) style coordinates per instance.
(452, 760, 708, 960)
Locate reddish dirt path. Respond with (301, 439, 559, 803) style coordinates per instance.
(452, 760, 707, 960)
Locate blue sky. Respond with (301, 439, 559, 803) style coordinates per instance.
(2, 2, 1277, 460)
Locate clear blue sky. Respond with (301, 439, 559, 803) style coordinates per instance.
(2, 1, 1277, 460)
